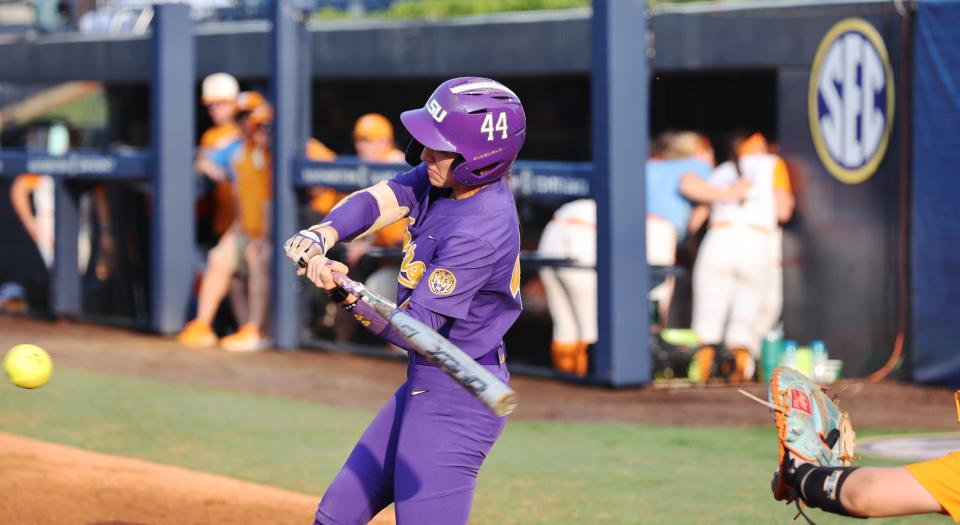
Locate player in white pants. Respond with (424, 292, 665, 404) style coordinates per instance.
(537, 199, 598, 376)
(691, 133, 793, 383)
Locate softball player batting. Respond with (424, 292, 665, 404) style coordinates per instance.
(284, 77, 525, 525)
(690, 132, 794, 383)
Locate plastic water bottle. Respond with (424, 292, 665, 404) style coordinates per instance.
(811, 340, 828, 382)
(796, 346, 814, 377)
(782, 339, 798, 370)
(761, 324, 784, 383)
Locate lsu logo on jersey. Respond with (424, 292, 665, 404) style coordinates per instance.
(428, 268, 457, 296)
(808, 18, 894, 184)
(398, 221, 426, 289)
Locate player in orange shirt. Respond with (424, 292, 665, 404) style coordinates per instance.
(324, 114, 408, 345)
(179, 99, 275, 352)
(353, 113, 406, 164)
(196, 73, 242, 238)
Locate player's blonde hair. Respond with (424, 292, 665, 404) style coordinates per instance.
(662, 131, 710, 160)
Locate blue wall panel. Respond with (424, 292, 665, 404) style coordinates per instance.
(911, 0, 960, 387)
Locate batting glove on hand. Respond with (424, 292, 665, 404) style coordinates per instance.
(283, 228, 329, 274)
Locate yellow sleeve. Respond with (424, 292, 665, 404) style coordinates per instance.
(773, 157, 792, 192)
(15, 174, 42, 191)
(905, 451, 960, 522)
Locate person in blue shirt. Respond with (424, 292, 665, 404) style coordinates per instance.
(646, 131, 750, 325)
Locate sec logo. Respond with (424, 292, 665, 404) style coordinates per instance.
(808, 18, 894, 184)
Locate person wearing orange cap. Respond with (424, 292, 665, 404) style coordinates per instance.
(179, 97, 275, 352)
(353, 112, 406, 164)
(322, 114, 409, 346)
(689, 131, 794, 384)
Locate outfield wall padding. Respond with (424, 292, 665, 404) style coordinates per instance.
(910, 0, 960, 388)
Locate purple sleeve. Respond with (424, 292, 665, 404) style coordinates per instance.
(350, 299, 450, 351)
(386, 164, 430, 211)
(322, 191, 380, 242)
(410, 232, 496, 319)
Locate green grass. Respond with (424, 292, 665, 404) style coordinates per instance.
(310, 0, 710, 21)
(0, 367, 947, 525)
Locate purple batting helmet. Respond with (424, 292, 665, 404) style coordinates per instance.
(401, 77, 526, 187)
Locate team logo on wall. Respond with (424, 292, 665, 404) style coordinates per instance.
(808, 18, 895, 184)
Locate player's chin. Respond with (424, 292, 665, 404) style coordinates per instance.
(428, 173, 453, 189)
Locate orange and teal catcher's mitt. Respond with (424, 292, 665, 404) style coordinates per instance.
(768, 366, 856, 502)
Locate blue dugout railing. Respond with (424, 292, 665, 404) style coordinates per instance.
(293, 157, 593, 200)
(0, 4, 194, 334)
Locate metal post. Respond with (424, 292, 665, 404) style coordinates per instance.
(51, 180, 80, 316)
(150, 4, 195, 334)
(591, 0, 651, 386)
(271, 0, 304, 348)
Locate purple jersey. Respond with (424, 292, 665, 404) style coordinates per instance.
(387, 164, 522, 360)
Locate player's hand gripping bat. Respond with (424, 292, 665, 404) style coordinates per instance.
(296, 257, 518, 417)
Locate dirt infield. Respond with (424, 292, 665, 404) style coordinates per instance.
(0, 433, 396, 525)
(0, 315, 955, 430)
(0, 315, 956, 525)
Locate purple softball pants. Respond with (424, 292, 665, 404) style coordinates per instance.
(314, 360, 509, 525)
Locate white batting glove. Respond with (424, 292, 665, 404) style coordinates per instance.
(283, 228, 328, 274)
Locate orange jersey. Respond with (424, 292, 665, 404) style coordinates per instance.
(374, 219, 406, 247)
(906, 451, 960, 521)
(201, 124, 241, 235)
(16, 174, 43, 190)
(307, 138, 337, 162)
(200, 123, 241, 149)
(773, 156, 792, 192)
(309, 187, 343, 216)
(211, 180, 236, 236)
(231, 143, 272, 239)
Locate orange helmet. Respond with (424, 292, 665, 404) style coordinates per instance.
(353, 113, 394, 141)
(246, 105, 273, 128)
(737, 132, 770, 156)
(236, 91, 267, 113)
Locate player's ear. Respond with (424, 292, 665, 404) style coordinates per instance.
(405, 138, 424, 167)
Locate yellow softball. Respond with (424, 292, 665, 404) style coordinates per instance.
(4, 344, 53, 389)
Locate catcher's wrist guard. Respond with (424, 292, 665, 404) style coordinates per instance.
(793, 464, 862, 518)
(767, 366, 857, 504)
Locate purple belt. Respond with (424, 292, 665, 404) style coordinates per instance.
(412, 344, 504, 367)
